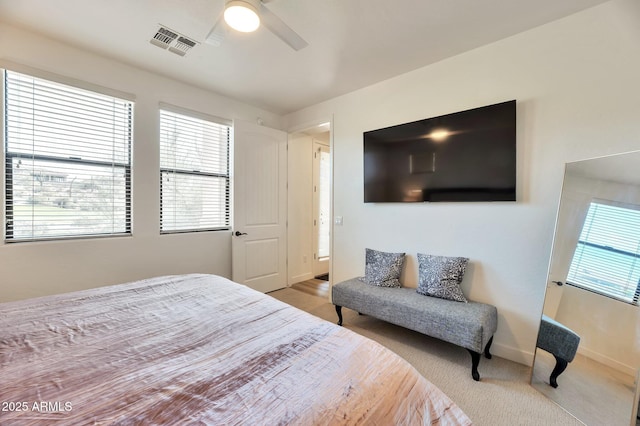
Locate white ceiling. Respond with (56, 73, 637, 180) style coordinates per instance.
(0, 0, 609, 115)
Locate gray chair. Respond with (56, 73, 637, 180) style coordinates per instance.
(536, 315, 580, 388)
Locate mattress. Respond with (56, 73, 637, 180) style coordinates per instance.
(0, 274, 471, 425)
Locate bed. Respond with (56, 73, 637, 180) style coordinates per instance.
(0, 274, 471, 425)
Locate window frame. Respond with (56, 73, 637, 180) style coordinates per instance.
(2, 67, 134, 243)
(159, 105, 231, 234)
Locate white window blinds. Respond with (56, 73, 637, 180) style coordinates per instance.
(567, 200, 640, 305)
(159, 109, 230, 232)
(4, 70, 133, 241)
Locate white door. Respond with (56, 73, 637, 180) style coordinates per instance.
(312, 141, 330, 277)
(232, 120, 287, 293)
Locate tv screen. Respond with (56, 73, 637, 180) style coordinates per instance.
(363, 100, 516, 203)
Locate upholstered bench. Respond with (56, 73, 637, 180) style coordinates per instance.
(332, 277, 498, 381)
(536, 314, 580, 388)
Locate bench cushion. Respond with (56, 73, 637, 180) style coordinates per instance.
(332, 278, 497, 353)
(536, 315, 580, 362)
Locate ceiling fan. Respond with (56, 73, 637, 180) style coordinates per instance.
(205, 0, 308, 51)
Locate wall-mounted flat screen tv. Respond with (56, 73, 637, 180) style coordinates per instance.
(363, 100, 516, 203)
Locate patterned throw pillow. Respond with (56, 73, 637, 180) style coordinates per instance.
(363, 248, 406, 288)
(416, 253, 469, 302)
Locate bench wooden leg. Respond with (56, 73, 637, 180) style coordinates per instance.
(466, 336, 495, 382)
(468, 350, 481, 381)
(484, 336, 494, 359)
(335, 305, 343, 326)
(549, 355, 568, 388)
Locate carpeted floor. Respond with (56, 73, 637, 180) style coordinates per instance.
(532, 350, 638, 426)
(268, 287, 583, 426)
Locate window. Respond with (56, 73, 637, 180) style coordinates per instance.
(567, 200, 640, 305)
(4, 70, 133, 241)
(159, 108, 230, 232)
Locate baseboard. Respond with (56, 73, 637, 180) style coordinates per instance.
(492, 341, 535, 367)
(289, 272, 314, 286)
(577, 346, 637, 377)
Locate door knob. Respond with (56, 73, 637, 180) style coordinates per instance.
(234, 231, 248, 236)
(551, 280, 564, 286)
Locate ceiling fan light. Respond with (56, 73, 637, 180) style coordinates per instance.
(224, 0, 260, 33)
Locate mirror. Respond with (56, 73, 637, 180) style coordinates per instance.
(531, 151, 640, 425)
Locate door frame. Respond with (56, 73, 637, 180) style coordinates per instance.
(286, 118, 334, 287)
(312, 140, 330, 277)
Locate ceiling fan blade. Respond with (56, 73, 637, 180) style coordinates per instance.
(205, 10, 227, 47)
(259, 2, 308, 51)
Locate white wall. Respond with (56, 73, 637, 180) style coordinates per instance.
(284, 0, 640, 365)
(0, 23, 282, 302)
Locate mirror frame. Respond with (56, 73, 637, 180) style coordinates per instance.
(531, 151, 640, 426)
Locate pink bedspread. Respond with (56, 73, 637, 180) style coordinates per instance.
(0, 274, 471, 425)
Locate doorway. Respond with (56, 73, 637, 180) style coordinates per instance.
(312, 140, 330, 279)
(287, 122, 332, 287)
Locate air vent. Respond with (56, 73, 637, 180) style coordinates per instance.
(169, 36, 197, 56)
(150, 26, 197, 57)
